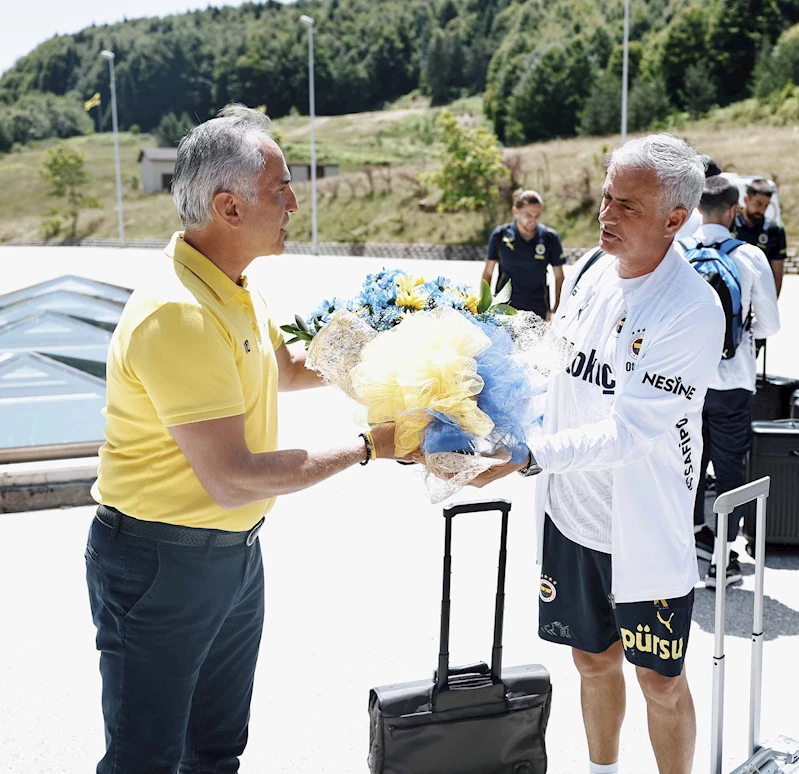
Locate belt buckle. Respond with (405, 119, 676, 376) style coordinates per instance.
(246, 519, 264, 546)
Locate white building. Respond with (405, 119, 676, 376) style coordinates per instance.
(288, 163, 340, 181)
(138, 148, 179, 194)
(139, 149, 340, 194)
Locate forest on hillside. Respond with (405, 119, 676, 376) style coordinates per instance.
(3, 0, 799, 151)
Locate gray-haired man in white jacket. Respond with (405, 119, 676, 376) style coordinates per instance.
(472, 135, 725, 774)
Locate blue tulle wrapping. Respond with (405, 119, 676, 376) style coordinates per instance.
(421, 317, 534, 463)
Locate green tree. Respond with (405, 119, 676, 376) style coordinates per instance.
(711, 0, 784, 104)
(679, 62, 718, 118)
(753, 23, 799, 98)
(606, 41, 643, 82)
(752, 41, 783, 99)
(155, 111, 195, 147)
(660, 6, 711, 109)
(427, 30, 451, 106)
(0, 116, 12, 153)
(419, 109, 509, 227)
(504, 38, 594, 143)
(39, 142, 101, 239)
(578, 71, 622, 136)
(776, 0, 799, 23)
(628, 77, 672, 131)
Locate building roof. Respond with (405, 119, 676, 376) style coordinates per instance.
(0, 274, 131, 307)
(0, 352, 106, 449)
(138, 147, 179, 162)
(0, 290, 124, 327)
(0, 312, 113, 363)
(0, 275, 125, 460)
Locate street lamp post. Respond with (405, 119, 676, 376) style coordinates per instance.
(621, 0, 630, 144)
(101, 50, 125, 247)
(300, 14, 318, 256)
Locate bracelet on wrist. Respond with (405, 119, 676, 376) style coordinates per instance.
(359, 432, 376, 466)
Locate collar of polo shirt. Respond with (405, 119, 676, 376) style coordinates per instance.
(166, 232, 248, 304)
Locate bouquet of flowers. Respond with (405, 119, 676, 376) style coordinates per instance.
(282, 269, 573, 502)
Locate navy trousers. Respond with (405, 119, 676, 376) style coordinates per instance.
(85, 514, 265, 774)
(693, 387, 753, 541)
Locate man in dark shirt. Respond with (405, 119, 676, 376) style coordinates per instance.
(482, 189, 566, 319)
(731, 178, 787, 297)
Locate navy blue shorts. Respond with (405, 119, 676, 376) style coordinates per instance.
(538, 515, 694, 678)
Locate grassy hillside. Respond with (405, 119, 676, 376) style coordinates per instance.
(1, 97, 797, 249)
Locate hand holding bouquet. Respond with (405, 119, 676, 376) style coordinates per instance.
(282, 270, 573, 502)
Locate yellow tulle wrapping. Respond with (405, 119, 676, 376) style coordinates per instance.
(349, 308, 495, 457)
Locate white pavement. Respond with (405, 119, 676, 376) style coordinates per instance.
(0, 245, 798, 774)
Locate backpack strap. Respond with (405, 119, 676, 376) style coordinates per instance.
(715, 238, 745, 255)
(572, 247, 606, 288)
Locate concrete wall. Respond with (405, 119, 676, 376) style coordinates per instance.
(141, 159, 176, 194)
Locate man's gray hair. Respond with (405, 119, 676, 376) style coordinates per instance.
(172, 105, 274, 229)
(608, 133, 706, 214)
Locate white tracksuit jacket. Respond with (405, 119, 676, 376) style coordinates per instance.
(529, 246, 725, 603)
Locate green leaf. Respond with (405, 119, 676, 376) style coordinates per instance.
(294, 314, 311, 334)
(491, 303, 517, 316)
(491, 280, 512, 308)
(477, 279, 493, 314)
(280, 324, 300, 335)
(284, 336, 301, 346)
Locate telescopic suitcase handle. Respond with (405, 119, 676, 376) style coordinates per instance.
(437, 499, 511, 694)
(710, 477, 771, 774)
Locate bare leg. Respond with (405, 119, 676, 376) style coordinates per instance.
(636, 665, 696, 774)
(572, 641, 626, 765)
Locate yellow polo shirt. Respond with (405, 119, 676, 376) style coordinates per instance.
(91, 232, 284, 531)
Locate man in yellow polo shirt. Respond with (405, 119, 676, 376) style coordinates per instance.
(85, 105, 397, 774)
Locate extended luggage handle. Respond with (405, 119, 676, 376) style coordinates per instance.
(713, 477, 770, 514)
(710, 477, 770, 774)
(437, 499, 511, 694)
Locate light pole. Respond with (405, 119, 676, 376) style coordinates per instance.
(300, 14, 318, 255)
(620, 0, 630, 144)
(101, 50, 125, 246)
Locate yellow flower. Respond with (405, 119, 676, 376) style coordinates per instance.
(461, 291, 480, 315)
(396, 289, 427, 310)
(396, 273, 426, 295)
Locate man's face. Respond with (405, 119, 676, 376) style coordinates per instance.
(513, 203, 542, 236)
(241, 138, 299, 256)
(743, 193, 771, 225)
(598, 166, 684, 260)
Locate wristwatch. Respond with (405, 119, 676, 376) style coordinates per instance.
(518, 449, 542, 477)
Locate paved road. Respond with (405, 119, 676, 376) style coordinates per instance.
(1, 246, 797, 773)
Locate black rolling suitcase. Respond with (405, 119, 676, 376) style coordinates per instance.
(743, 419, 799, 551)
(752, 343, 799, 421)
(367, 499, 552, 774)
(710, 479, 799, 773)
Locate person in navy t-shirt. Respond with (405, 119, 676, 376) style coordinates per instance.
(481, 189, 566, 319)
(730, 178, 787, 297)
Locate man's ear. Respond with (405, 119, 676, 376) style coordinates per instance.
(211, 192, 241, 228)
(665, 206, 688, 238)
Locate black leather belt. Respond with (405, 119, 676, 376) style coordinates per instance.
(95, 505, 264, 548)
